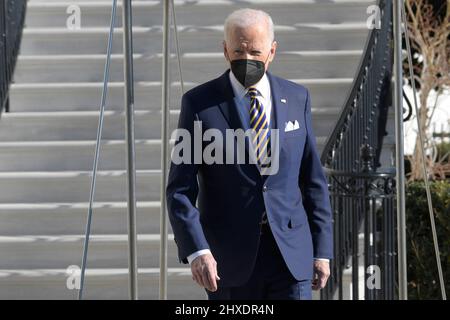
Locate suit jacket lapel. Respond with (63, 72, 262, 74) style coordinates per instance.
(267, 71, 287, 149)
(217, 70, 260, 177)
(259, 72, 288, 182)
(217, 70, 246, 132)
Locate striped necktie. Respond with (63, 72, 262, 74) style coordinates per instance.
(247, 87, 271, 170)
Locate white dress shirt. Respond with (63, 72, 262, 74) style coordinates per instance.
(186, 70, 329, 264)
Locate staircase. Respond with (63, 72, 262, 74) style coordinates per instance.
(0, 0, 394, 299)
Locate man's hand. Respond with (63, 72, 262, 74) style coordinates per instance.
(191, 253, 220, 292)
(312, 260, 330, 290)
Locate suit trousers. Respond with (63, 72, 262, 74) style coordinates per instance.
(205, 222, 312, 300)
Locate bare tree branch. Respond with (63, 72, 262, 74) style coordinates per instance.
(404, 0, 449, 181)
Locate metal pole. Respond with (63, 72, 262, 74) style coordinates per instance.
(78, 0, 118, 300)
(160, 0, 170, 300)
(171, 0, 185, 95)
(402, 4, 446, 300)
(122, 0, 138, 300)
(393, 0, 408, 300)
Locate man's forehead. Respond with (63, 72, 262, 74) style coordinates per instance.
(228, 34, 267, 46)
(231, 23, 267, 35)
(231, 40, 263, 50)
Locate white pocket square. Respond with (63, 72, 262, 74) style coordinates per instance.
(284, 120, 300, 132)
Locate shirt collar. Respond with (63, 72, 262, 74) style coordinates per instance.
(228, 69, 270, 101)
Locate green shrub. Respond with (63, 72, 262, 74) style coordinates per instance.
(435, 141, 450, 163)
(406, 180, 450, 299)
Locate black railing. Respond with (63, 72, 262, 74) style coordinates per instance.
(0, 0, 27, 114)
(320, 0, 396, 300)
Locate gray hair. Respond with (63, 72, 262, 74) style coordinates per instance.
(224, 8, 274, 46)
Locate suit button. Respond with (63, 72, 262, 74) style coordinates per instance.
(262, 185, 268, 192)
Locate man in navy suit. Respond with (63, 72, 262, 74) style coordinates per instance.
(166, 8, 333, 300)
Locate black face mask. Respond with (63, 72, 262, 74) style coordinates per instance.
(230, 59, 265, 88)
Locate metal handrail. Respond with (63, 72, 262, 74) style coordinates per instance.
(321, 0, 392, 169)
(319, 0, 396, 300)
(79, 0, 139, 300)
(78, 0, 119, 300)
(0, 0, 27, 114)
(324, 167, 396, 179)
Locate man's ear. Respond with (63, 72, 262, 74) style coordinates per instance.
(269, 41, 277, 63)
(222, 41, 230, 62)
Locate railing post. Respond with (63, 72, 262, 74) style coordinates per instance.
(362, 144, 374, 300)
(160, 0, 171, 300)
(393, 0, 408, 300)
(351, 199, 359, 300)
(122, 0, 139, 300)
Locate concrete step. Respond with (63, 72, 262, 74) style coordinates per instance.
(13, 51, 363, 83)
(0, 170, 162, 203)
(0, 107, 344, 141)
(0, 140, 165, 171)
(25, 0, 376, 28)
(0, 137, 395, 200)
(0, 110, 179, 141)
(0, 234, 179, 269)
(0, 201, 166, 235)
(0, 126, 396, 171)
(0, 135, 331, 171)
(9, 79, 353, 112)
(20, 23, 370, 55)
(0, 268, 205, 299)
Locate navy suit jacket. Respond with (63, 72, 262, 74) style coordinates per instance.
(166, 69, 333, 287)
